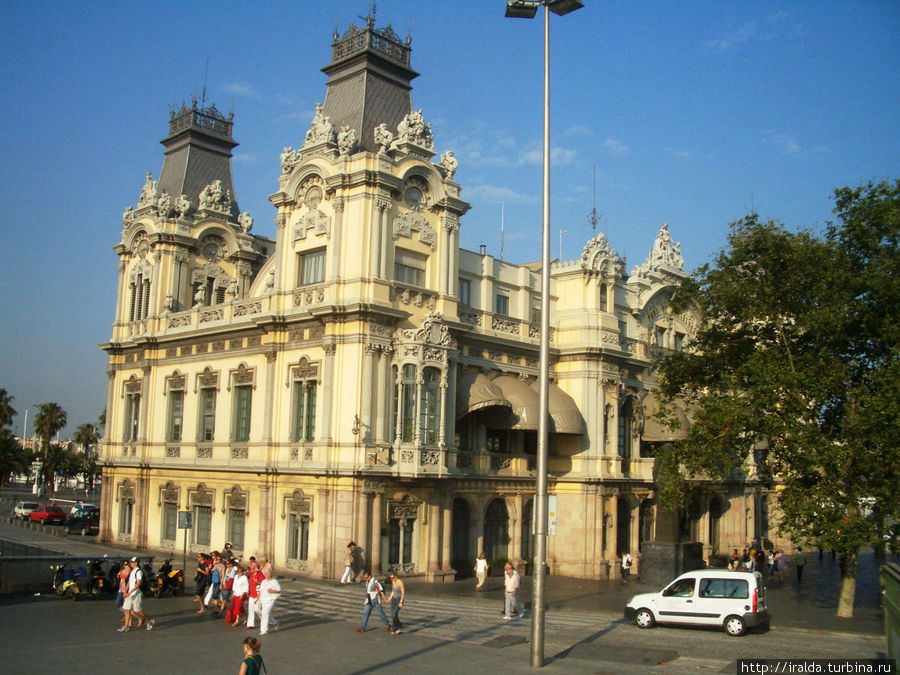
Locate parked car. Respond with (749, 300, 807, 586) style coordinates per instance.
(69, 503, 99, 519)
(624, 569, 770, 637)
(29, 504, 67, 525)
(14, 501, 40, 520)
(65, 511, 100, 536)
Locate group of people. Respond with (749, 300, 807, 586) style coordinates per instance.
(728, 543, 806, 582)
(356, 569, 406, 635)
(193, 546, 282, 634)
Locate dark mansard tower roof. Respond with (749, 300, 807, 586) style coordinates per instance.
(321, 15, 419, 154)
(156, 100, 240, 217)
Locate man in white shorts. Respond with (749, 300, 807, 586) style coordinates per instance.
(119, 557, 155, 632)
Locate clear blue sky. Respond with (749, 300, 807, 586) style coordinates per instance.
(1, 1, 897, 438)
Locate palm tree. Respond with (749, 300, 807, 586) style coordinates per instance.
(0, 388, 16, 432)
(73, 423, 99, 456)
(33, 402, 67, 452)
(33, 403, 67, 493)
(0, 434, 30, 489)
(40, 443, 72, 494)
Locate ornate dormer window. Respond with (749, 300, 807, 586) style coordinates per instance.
(289, 358, 319, 443)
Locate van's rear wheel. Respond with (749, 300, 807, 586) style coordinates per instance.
(634, 608, 656, 629)
(724, 615, 746, 636)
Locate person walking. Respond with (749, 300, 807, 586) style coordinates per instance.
(194, 553, 210, 614)
(387, 572, 405, 635)
(793, 546, 806, 582)
(238, 636, 265, 675)
(340, 542, 356, 584)
(356, 570, 390, 633)
(474, 552, 489, 591)
(621, 551, 633, 584)
(245, 564, 265, 630)
(114, 563, 130, 625)
(502, 562, 523, 620)
(118, 557, 155, 632)
(257, 567, 281, 635)
(229, 565, 249, 627)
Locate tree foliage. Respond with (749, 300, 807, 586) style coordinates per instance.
(656, 180, 900, 617)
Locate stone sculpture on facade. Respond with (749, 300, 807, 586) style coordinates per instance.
(438, 151, 458, 179)
(374, 123, 394, 154)
(396, 109, 433, 148)
(137, 172, 157, 208)
(156, 192, 172, 218)
(198, 179, 233, 213)
(303, 103, 335, 147)
(175, 194, 192, 219)
(122, 206, 135, 226)
(280, 147, 299, 174)
(581, 231, 625, 277)
(238, 212, 254, 233)
(337, 126, 357, 156)
(631, 222, 686, 279)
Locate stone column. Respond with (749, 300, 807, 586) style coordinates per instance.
(371, 491, 383, 574)
(428, 501, 440, 577)
(607, 494, 619, 578)
(262, 349, 277, 446)
(274, 212, 287, 290)
(321, 343, 336, 442)
(510, 494, 522, 567)
(356, 488, 370, 575)
(362, 343, 375, 443)
(441, 494, 453, 572)
(327, 197, 344, 282)
(374, 348, 388, 444)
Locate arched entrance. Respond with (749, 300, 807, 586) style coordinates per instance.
(451, 497, 471, 574)
(639, 499, 654, 552)
(483, 498, 510, 564)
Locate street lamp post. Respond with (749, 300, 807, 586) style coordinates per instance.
(505, 0, 584, 668)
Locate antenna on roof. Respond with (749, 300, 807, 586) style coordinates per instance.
(588, 161, 601, 232)
(200, 57, 209, 107)
(500, 202, 505, 262)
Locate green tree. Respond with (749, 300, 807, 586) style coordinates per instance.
(656, 180, 900, 618)
(0, 434, 31, 489)
(73, 423, 101, 492)
(33, 403, 68, 494)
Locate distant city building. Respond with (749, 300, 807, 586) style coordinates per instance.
(99, 16, 776, 579)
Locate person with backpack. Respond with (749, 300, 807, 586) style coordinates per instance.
(356, 570, 390, 632)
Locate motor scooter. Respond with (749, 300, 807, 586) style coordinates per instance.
(51, 561, 85, 600)
(150, 558, 185, 597)
(87, 558, 107, 598)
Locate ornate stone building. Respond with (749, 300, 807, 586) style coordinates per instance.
(100, 17, 775, 581)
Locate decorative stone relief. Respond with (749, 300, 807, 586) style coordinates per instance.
(631, 222, 686, 280)
(280, 147, 299, 174)
(395, 109, 433, 149)
(175, 194, 192, 219)
(392, 211, 435, 248)
(198, 180, 233, 213)
(303, 103, 335, 147)
(581, 231, 625, 277)
(337, 125, 357, 156)
(156, 192, 173, 218)
(137, 172, 158, 209)
(122, 206, 135, 226)
(238, 212, 253, 233)
(374, 123, 394, 154)
(438, 150, 458, 179)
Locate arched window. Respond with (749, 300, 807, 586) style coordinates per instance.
(400, 364, 416, 443)
(618, 396, 634, 460)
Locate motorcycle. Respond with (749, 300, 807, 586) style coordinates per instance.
(51, 561, 86, 600)
(87, 558, 107, 599)
(150, 558, 185, 597)
(140, 560, 154, 595)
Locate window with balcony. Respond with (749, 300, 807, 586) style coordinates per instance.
(123, 392, 140, 443)
(419, 367, 441, 445)
(495, 293, 509, 316)
(458, 278, 471, 307)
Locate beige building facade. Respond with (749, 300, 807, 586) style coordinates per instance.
(99, 17, 778, 581)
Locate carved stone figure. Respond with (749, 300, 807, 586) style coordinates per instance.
(175, 194, 192, 219)
(137, 172, 157, 208)
(156, 191, 172, 218)
(226, 278, 239, 298)
(163, 295, 175, 312)
(265, 268, 275, 289)
(396, 109, 433, 148)
(303, 103, 335, 146)
(193, 283, 206, 307)
(280, 146, 298, 174)
(337, 126, 357, 156)
(238, 212, 253, 233)
(581, 232, 625, 277)
(439, 150, 458, 179)
(198, 180, 232, 212)
(374, 123, 394, 153)
(122, 206, 135, 226)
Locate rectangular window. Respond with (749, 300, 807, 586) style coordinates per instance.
(297, 248, 326, 286)
(394, 249, 426, 286)
(388, 518, 415, 565)
(699, 578, 748, 599)
(674, 332, 685, 352)
(287, 514, 310, 561)
(167, 390, 184, 442)
(292, 380, 317, 442)
(419, 368, 441, 446)
(119, 500, 133, 535)
(233, 385, 252, 442)
(227, 508, 246, 551)
(123, 393, 140, 442)
(401, 364, 417, 443)
(655, 326, 666, 348)
(486, 428, 507, 453)
(495, 293, 509, 316)
(530, 305, 541, 324)
(458, 278, 471, 306)
(199, 388, 216, 442)
(162, 502, 177, 541)
(193, 505, 212, 547)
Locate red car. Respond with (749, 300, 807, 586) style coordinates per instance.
(30, 504, 66, 524)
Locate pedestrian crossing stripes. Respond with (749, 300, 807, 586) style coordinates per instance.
(273, 580, 616, 650)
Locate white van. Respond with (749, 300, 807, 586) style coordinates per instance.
(624, 569, 769, 636)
